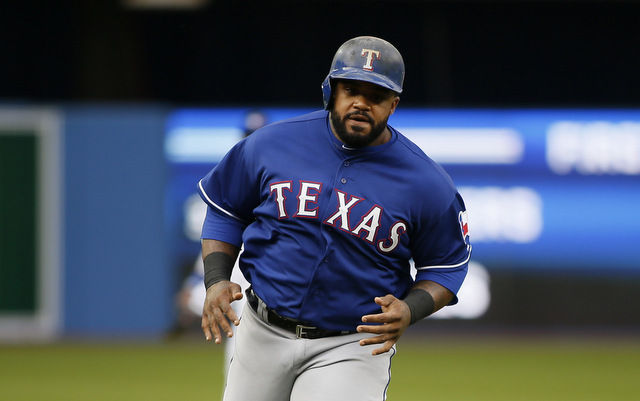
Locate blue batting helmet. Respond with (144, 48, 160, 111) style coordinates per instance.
(321, 36, 405, 109)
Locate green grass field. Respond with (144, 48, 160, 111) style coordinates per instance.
(1, 335, 638, 400)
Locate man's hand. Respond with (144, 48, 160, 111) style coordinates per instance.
(201, 280, 244, 344)
(356, 294, 411, 355)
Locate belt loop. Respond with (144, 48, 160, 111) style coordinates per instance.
(254, 289, 271, 324)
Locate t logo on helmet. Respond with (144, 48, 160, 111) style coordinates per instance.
(361, 49, 381, 71)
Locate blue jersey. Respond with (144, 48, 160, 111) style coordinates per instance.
(198, 110, 471, 331)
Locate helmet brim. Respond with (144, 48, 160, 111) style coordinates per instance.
(329, 68, 403, 95)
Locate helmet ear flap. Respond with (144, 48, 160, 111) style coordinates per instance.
(321, 75, 333, 110)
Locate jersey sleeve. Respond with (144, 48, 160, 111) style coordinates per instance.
(197, 138, 258, 244)
(412, 192, 472, 304)
(200, 205, 246, 247)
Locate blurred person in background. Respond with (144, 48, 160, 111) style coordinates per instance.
(168, 110, 268, 369)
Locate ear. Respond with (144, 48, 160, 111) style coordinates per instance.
(389, 96, 400, 116)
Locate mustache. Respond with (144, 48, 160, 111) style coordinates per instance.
(345, 111, 374, 124)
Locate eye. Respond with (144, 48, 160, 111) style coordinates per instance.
(367, 92, 388, 104)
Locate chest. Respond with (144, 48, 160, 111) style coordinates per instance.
(256, 153, 417, 254)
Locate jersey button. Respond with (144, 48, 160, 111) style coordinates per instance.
(340, 178, 347, 184)
(343, 161, 350, 167)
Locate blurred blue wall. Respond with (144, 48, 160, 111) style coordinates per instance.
(63, 105, 172, 337)
(37, 105, 640, 338)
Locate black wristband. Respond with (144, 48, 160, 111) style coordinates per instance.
(404, 289, 435, 325)
(203, 252, 234, 289)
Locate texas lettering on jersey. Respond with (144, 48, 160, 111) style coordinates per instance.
(270, 180, 407, 254)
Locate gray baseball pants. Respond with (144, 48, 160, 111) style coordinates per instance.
(222, 302, 395, 401)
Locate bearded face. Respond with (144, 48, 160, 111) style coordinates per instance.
(330, 109, 389, 148)
(329, 79, 399, 148)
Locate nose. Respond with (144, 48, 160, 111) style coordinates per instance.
(353, 95, 371, 110)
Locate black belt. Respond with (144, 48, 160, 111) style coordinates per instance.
(245, 288, 355, 339)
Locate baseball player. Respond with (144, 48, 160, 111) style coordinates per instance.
(198, 36, 471, 401)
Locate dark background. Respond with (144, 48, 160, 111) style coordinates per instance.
(2, 0, 640, 107)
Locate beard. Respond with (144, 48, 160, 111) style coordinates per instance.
(330, 110, 388, 148)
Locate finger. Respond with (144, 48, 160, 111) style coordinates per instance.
(357, 323, 396, 335)
(371, 342, 394, 355)
(358, 321, 403, 338)
(210, 319, 223, 344)
(202, 313, 222, 343)
(359, 335, 395, 355)
(221, 302, 240, 327)
(204, 303, 225, 343)
(362, 309, 403, 325)
(359, 333, 387, 345)
(212, 306, 234, 339)
(360, 313, 390, 324)
(201, 316, 213, 341)
(362, 295, 402, 323)
(232, 290, 244, 301)
(374, 295, 395, 308)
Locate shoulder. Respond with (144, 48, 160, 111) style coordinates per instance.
(390, 127, 435, 162)
(393, 128, 456, 185)
(386, 127, 460, 210)
(238, 110, 328, 160)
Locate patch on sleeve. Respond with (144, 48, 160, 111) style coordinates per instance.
(459, 210, 470, 248)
